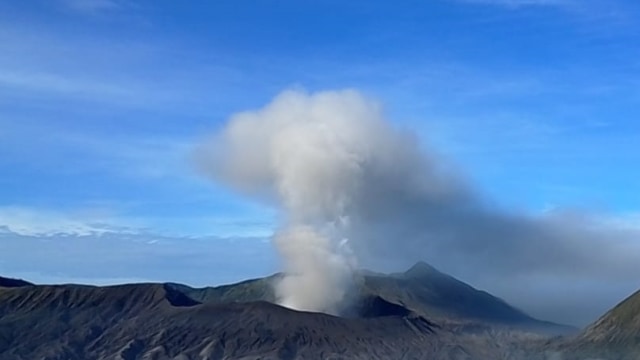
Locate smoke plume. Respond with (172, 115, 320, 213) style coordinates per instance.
(194, 89, 456, 313)
(195, 89, 640, 320)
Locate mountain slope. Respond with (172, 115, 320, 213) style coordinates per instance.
(167, 274, 277, 304)
(580, 289, 640, 344)
(168, 261, 573, 335)
(0, 269, 634, 359)
(361, 262, 574, 335)
(364, 261, 534, 323)
(0, 282, 484, 360)
(548, 289, 640, 360)
(0, 283, 183, 359)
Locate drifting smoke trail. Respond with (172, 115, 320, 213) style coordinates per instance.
(195, 88, 640, 320)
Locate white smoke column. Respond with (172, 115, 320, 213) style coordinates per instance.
(194, 89, 452, 313)
(274, 225, 355, 313)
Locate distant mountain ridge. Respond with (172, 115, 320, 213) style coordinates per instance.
(0, 278, 451, 359)
(166, 261, 573, 335)
(0, 276, 32, 288)
(1, 262, 638, 359)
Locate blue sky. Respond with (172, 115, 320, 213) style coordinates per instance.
(1, 0, 639, 325)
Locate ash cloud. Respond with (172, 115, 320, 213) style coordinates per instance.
(195, 89, 640, 322)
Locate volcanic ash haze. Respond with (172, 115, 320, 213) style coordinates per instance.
(195, 89, 640, 321)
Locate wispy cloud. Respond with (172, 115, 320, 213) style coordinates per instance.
(455, 0, 637, 29)
(0, 118, 192, 180)
(0, 22, 253, 114)
(0, 206, 143, 236)
(0, 202, 275, 239)
(0, 70, 136, 99)
(60, 0, 122, 14)
(602, 212, 640, 232)
(457, 0, 575, 9)
(0, 228, 275, 286)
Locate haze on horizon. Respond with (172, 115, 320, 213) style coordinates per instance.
(0, 0, 639, 327)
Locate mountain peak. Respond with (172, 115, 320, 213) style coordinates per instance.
(403, 261, 442, 278)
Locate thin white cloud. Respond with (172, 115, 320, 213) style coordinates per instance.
(455, 0, 635, 28)
(0, 228, 275, 287)
(0, 22, 249, 113)
(0, 204, 275, 239)
(0, 70, 136, 99)
(457, 0, 575, 8)
(0, 117, 195, 182)
(2, 272, 152, 286)
(60, 0, 122, 14)
(0, 206, 142, 236)
(602, 212, 640, 232)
